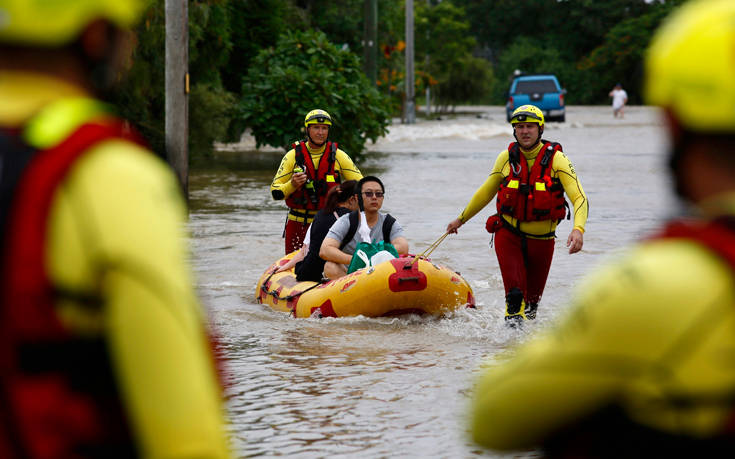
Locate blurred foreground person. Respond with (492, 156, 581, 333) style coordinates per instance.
(0, 1, 231, 457)
(470, 0, 735, 456)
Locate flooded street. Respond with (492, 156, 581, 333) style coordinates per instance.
(189, 105, 672, 457)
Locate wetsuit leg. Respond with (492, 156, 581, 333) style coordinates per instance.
(494, 226, 528, 321)
(525, 237, 555, 315)
(284, 218, 308, 254)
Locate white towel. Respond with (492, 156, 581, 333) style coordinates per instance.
(357, 211, 372, 243)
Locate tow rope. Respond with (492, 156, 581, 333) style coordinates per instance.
(409, 231, 449, 267)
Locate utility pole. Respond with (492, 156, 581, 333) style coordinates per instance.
(404, 0, 416, 124)
(165, 0, 189, 199)
(363, 0, 377, 84)
(425, 0, 431, 118)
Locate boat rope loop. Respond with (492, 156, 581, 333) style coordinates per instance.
(260, 268, 324, 301)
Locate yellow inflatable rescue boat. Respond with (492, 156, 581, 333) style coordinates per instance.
(255, 253, 475, 318)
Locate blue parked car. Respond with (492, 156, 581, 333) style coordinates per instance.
(505, 74, 566, 122)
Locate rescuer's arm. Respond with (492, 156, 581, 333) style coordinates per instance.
(554, 152, 587, 253)
(335, 149, 363, 181)
(320, 236, 353, 265)
(554, 152, 588, 234)
(448, 152, 507, 233)
(270, 150, 303, 200)
(51, 142, 231, 458)
(391, 236, 409, 255)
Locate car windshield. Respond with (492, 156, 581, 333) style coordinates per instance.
(514, 79, 559, 94)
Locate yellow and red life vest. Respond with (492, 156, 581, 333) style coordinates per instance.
(496, 141, 568, 223)
(0, 119, 146, 458)
(285, 140, 340, 210)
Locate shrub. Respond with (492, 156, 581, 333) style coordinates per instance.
(239, 30, 392, 156)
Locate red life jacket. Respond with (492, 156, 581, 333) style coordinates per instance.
(496, 141, 569, 223)
(284, 140, 340, 210)
(0, 119, 146, 458)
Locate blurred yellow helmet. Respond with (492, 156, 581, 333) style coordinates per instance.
(304, 109, 332, 128)
(0, 0, 150, 46)
(645, 0, 735, 132)
(510, 105, 544, 127)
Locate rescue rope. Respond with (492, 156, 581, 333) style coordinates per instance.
(410, 232, 449, 267)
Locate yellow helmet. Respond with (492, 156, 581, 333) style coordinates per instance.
(304, 109, 332, 128)
(644, 0, 735, 133)
(510, 105, 544, 127)
(0, 0, 150, 46)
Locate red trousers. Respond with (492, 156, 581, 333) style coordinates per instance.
(284, 218, 309, 254)
(494, 225, 555, 305)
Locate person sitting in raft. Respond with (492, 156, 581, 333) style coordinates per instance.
(276, 180, 359, 281)
(320, 176, 409, 280)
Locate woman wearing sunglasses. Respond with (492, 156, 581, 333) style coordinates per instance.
(320, 176, 409, 280)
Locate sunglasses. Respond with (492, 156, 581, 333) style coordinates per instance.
(362, 191, 384, 198)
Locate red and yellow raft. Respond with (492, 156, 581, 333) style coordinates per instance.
(255, 253, 475, 318)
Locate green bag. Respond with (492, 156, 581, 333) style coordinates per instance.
(346, 241, 399, 274)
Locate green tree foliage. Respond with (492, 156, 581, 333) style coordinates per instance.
(292, 0, 364, 51)
(435, 55, 494, 110)
(455, 0, 650, 60)
(112, 0, 688, 162)
(415, 1, 492, 111)
(493, 38, 573, 102)
(111, 0, 238, 158)
(239, 30, 391, 155)
(575, 0, 686, 104)
(189, 84, 237, 155)
(188, 1, 238, 154)
(221, 0, 299, 95)
(110, 4, 165, 155)
(454, 0, 684, 104)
